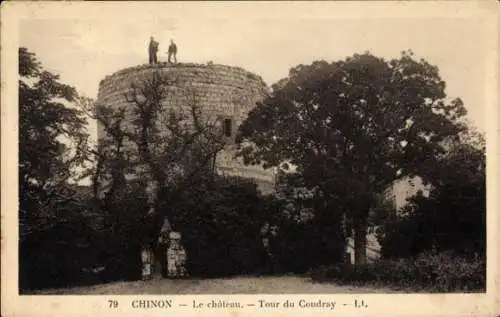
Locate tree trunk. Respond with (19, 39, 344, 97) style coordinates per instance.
(354, 218, 367, 265)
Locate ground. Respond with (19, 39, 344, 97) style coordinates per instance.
(30, 276, 396, 295)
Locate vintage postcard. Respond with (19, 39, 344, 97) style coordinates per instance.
(1, 1, 499, 317)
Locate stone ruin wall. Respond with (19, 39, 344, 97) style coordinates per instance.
(96, 63, 276, 193)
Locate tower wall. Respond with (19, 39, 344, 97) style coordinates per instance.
(96, 63, 275, 192)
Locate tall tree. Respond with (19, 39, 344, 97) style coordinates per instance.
(236, 51, 467, 265)
(19, 47, 90, 238)
(19, 47, 93, 289)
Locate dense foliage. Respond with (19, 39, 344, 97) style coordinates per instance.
(96, 179, 155, 282)
(268, 217, 346, 274)
(237, 51, 468, 264)
(155, 174, 271, 277)
(377, 133, 485, 259)
(310, 251, 485, 292)
(266, 178, 346, 273)
(19, 47, 93, 290)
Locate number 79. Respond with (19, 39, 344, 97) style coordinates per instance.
(108, 300, 119, 308)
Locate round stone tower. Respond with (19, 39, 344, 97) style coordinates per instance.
(96, 63, 275, 193)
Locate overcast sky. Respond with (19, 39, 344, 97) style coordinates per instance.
(19, 2, 489, 133)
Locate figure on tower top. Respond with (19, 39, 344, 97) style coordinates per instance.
(148, 36, 159, 65)
(168, 39, 178, 64)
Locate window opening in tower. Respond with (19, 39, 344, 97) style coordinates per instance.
(224, 118, 232, 137)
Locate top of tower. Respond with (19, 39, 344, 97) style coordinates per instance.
(98, 62, 268, 89)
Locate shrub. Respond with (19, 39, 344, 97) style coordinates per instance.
(310, 251, 485, 292)
(268, 221, 317, 274)
(269, 219, 346, 274)
(19, 215, 100, 290)
(162, 175, 272, 277)
(412, 251, 485, 292)
(97, 182, 153, 282)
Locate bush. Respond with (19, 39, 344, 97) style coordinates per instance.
(266, 191, 346, 274)
(310, 251, 485, 292)
(19, 217, 101, 290)
(412, 251, 485, 291)
(162, 175, 272, 277)
(97, 182, 153, 282)
(268, 221, 316, 274)
(269, 218, 346, 274)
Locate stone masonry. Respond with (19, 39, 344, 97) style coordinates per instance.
(96, 62, 276, 192)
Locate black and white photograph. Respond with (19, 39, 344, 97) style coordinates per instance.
(1, 1, 499, 316)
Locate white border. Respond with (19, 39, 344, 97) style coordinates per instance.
(1, 2, 499, 317)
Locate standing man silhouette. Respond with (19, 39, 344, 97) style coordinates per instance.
(148, 36, 159, 64)
(168, 40, 177, 64)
